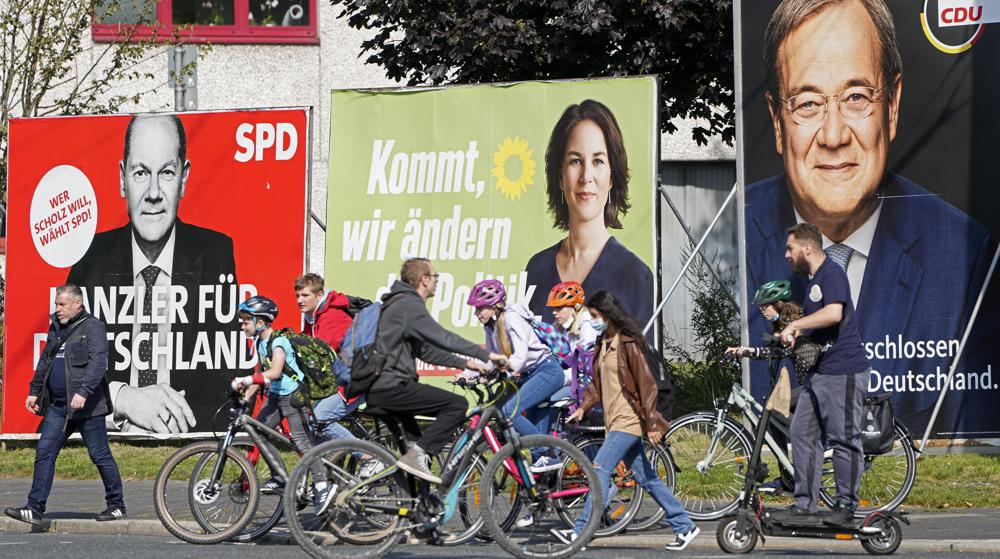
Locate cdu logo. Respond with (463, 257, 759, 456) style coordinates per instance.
(921, 0, 996, 54)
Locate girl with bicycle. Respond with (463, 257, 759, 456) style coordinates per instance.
(467, 279, 566, 473)
(725, 279, 804, 494)
(556, 290, 700, 551)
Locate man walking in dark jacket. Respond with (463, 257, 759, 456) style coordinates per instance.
(5, 285, 126, 525)
(368, 258, 506, 484)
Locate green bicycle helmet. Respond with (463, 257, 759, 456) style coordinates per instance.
(753, 280, 792, 305)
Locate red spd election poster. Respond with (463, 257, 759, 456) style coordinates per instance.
(3, 108, 310, 436)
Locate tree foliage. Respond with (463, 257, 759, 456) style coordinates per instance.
(331, 0, 734, 145)
(664, 243, 740, 416)
(0, 0, 188, 206)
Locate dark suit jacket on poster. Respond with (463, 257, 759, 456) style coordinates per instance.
(66, 219, 243, 431)
(525, 236, 654, 336)
(745, 174, 999, 434)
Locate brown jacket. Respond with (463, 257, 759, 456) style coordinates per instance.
(579, 333, 670, 435)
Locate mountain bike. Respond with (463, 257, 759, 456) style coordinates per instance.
(283, 372, 603, 559)
(153, 389, 328, 543)
(666, 357, 917, 520)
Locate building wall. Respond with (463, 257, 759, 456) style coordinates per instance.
(75, 2, 395, 275)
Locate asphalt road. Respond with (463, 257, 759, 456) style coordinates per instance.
(2, 532, 999, 559)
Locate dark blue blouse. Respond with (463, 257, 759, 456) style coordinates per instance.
(524, 236, 654, 335)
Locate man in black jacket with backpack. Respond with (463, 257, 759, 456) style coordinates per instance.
(5, 285, 126, 525)
(367, 258, 507, 484)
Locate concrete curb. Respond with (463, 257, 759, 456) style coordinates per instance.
(592, 533, 1000, 553)
(4, 517, 1000, 552)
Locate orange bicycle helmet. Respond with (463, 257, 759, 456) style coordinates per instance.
(547, 281, 585, 307)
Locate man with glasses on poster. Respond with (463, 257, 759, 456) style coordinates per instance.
(745, 0, 997, 428)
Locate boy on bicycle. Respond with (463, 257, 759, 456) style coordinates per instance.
(230, 295, 331, 513)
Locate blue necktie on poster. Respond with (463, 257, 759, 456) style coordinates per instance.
(825, 244, 853, 272)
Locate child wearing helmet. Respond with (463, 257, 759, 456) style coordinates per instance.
(726, 280, 803, 363)
(547, 281, 599, 405)
(724, 280, 804, 495)
(468, 279, 566, 474)
(230, 295, 331, 513)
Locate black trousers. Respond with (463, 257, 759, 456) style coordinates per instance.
(366, 380, 467, 455)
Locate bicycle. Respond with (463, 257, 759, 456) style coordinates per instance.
(666, 356, 917, 520)
(536, 395, 678, 535)
(200, 391, 398, 543)
(153, 389, 330, 544)
(283, 372, 604, 559)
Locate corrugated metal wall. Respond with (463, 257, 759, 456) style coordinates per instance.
(658, 160, 739, 353)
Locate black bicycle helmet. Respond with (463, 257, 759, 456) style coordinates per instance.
(753, 280, 791, 305)
(238, 295, 279, 322)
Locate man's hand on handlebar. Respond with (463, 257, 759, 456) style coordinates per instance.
(778, 324, 799, 348)
(465, 359, 491, 374)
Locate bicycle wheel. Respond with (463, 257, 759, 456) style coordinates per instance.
(819, 421, 916, 513)
(665, 414, 752, 520)
(558, 436, 643, 537)
(461, 440, 523, 543)
(189, 441, 284, 542)
(435, 440, 512, 545)
(626, 440, 678, 531)
(285, 439, 409, 559)
(154, 441, 260, 544)
(480, 434, 602, 559)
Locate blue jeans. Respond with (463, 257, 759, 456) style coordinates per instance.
(502, 357, 565, 438)
(574, 430, 694, 535)
(527, 385, 572, 435)
(28, 405, 124, 515)
(313, 394, 364, 444)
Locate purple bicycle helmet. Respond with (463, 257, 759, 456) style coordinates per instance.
(467, 279, 507, 307)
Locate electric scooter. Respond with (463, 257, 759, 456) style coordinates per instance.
(715, 367, 907, 555)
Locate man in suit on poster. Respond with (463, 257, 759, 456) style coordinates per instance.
(67, 114, 241, 434)
(745, 0, 997, 431)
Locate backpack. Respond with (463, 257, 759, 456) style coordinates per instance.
(267, 328, 339, 401)
(345, 294, 374, 318)
(530, 319, 573, 361)
(336, 293, 406, 399)
(643, 344, 675, 421)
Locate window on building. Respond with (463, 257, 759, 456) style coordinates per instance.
(92, 0, 317, 45)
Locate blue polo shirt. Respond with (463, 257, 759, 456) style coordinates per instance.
(804, 258, 870, 375)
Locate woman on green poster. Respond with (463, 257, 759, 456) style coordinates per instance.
(525, 99, 654, 332)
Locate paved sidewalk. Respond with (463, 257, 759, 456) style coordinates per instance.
(1, 478, 999, 552)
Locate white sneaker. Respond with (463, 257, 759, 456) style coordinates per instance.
(549, 528, 577, 544)
(530, 455, 562, 473)
(516, 509, 534, 528)
(359, 458, 386, 479)
(396, 445, 442, 484)
(549, 528, 585, 551)
(314, 482, 337, 516)
(665, 525, 701, 551)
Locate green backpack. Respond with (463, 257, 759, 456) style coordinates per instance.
(267, 328, 339, 401)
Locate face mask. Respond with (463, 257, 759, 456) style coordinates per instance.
(561, 316, 574, 330)
(591, 319, 608, 333)
(769, 313, 780, 323)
